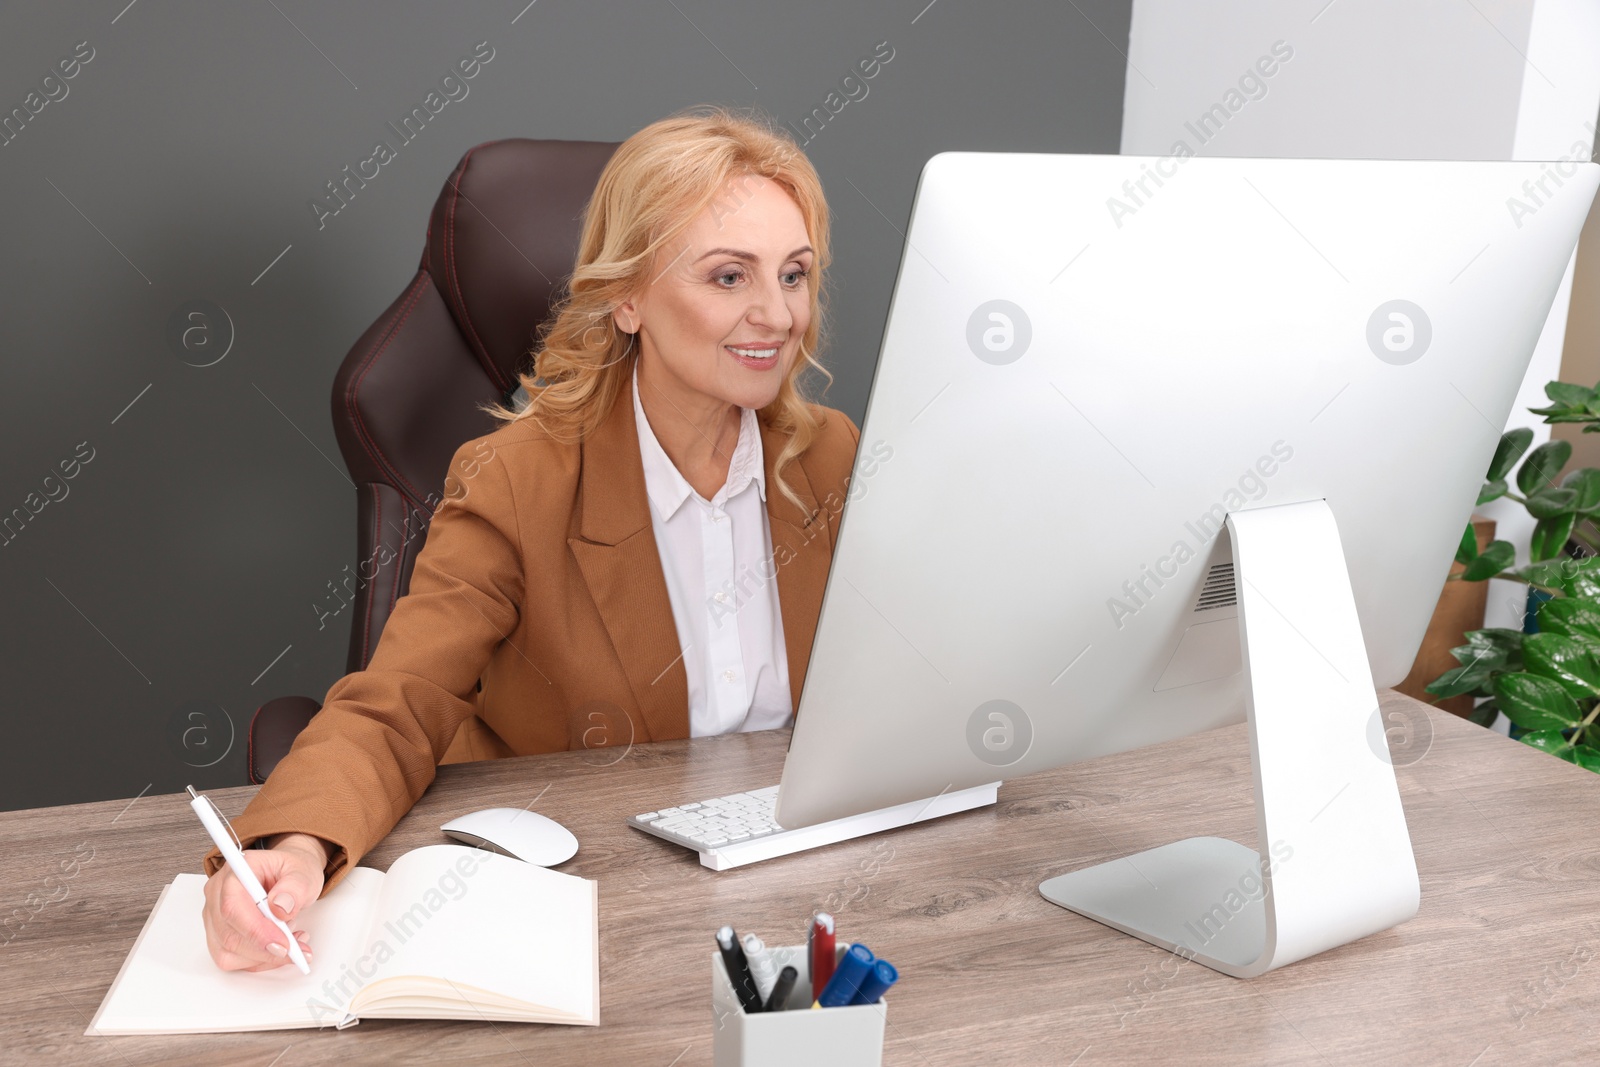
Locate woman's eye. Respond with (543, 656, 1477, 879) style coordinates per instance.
(714, 267, 810, 288)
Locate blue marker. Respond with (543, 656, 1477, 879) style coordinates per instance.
(850, 959, 898, 1005)
(815, 943, 875, 1007)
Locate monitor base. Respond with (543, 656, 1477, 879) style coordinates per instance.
(1040, 836, 1268, 975)
(1040, 498, 1421, 978)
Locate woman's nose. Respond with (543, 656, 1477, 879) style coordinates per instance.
(746, 275, 796, 330)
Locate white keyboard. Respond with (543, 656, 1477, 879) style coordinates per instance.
(627, 781, 1001, 871)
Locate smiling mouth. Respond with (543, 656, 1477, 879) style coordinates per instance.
(726, 344, 781, 361)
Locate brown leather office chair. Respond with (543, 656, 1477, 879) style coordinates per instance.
(247, 137, 621, 784)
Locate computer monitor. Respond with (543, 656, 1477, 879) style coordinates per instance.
(774, 152, 1599, 976)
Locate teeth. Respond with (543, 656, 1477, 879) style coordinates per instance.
(728, 346, 778, 359)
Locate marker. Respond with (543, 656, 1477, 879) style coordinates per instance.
(765, 964, 799, 1011)
(716, 925, 764, 1013)
(815, 942, 874, 1008)
(809, 912, 836, 999)
(850, 959, 899, 1005)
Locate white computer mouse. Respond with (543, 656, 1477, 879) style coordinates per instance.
(439, 808, 579, 866)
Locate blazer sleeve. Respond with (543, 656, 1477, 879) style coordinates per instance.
(201, 436, 525, 896)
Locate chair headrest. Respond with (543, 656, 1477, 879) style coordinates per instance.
(423, 137, 621, 396)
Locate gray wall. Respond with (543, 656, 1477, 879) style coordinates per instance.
(0, 1, 1130, 810)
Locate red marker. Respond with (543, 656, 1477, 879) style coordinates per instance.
(809, 912, 836, 998)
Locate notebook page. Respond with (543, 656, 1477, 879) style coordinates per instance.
(351, 844, 597, 1024)
(87, 867, 385, 1035)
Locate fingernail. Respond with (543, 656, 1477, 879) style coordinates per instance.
(267, 942, 287, 957)
(272, 894, 294, 913)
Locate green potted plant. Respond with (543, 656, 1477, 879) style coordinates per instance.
(1426, 380, 1600, 773)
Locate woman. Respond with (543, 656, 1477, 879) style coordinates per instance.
(199, 106, 861, 971)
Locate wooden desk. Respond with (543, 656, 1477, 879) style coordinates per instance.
(4, 690, 1598, 1066)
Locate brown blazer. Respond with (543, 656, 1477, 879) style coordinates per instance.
(203, 371, 861, 894)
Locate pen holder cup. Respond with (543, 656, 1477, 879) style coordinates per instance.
(711, 944, 887, 1067)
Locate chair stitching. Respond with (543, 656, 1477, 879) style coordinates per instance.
(362, 481, 382, 668)
(247, 702, 260, 784)
(389, 497, 409, 638)
(347, 274, 433, 506)
(343, 277, 428, 501)
(444, 144, 511, 394)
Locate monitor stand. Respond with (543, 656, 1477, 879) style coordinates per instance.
(1039, 498, 1421, 978)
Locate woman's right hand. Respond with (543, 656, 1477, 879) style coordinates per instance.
(201, 833, 328, 971)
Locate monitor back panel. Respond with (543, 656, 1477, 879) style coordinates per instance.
(778, 152, 1598, 828)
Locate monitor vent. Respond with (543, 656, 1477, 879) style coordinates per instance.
(1195, 562, 1237, 611)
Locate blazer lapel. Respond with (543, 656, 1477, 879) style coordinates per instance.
(760, 415, 834, 716)
(567, 368, 837, 740)
(567, 370, 690, 743)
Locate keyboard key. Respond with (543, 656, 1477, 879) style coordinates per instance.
(635, 812, 659, 821)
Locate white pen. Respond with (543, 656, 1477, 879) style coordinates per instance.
(742, 932, 778, 1001)
(187, 785, 311, 974)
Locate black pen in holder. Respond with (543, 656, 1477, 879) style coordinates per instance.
(715, 926, 764, 1014)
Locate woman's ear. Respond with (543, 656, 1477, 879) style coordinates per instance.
(612, 301, 639, 335)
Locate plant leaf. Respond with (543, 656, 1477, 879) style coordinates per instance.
(1525, 486, 1579, 519)
(1522, 631, 1600, 699)
(1563, 468, 1600, 512)
(1573, 745, 1600, 772)
(1447, 628, 1524, 672)
(1529, 401, 1599, 422)
(1463, 627, 1527, 653)
(1518, 440, 1574, 494)
(1519, 730, 1577, 761)
(1488, 427, 1535, 481)
(1545, 381, 1596, 408)
(1455, 523, 1479, 565)
(1536, 596, 1600, 643)
(1467, 698, 1500, 728)
(1531, 512, 1578, 562)
(1426, 662, 1496, 699)
(1520, 560, 1571, 590)
(1492, 672, 1583, 730)
(1522, 557, 1600, 597)
(1477, 478, 1509, 506)
(1461, 540, 1515, 581)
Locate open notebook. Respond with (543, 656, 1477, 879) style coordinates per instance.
(87, 844, 598, 1034)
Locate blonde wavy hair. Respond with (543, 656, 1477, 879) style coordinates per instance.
(479, 104, 835, 519)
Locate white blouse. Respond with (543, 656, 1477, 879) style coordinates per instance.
(631, 362, 793, 736)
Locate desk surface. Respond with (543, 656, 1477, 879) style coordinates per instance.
(4, 689, 1598, 1066)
